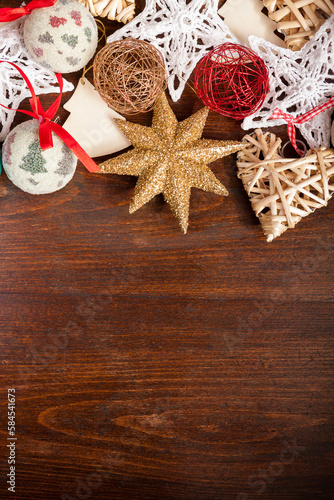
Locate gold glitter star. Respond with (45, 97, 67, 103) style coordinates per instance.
(99, 92, 246, 233)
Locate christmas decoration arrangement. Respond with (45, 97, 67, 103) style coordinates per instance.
(0, 0, 332, 238)
(218, 0, 285, 47)
(63, 78, 131, 158)
(263, 0, 334, 51)
(243, 16, 334, 150)
(98, 92, 246, 233)
(93, 38, 167, 114)
(1, 61, 99, 195)
(237, 129, 334, 242)
(194, 43, 269, 120)
(107, 0, 238, 102)
(77, 0, 136, 24)
(0, 19, 73, 141)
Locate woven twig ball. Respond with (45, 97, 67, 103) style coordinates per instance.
(194, 43, 269, 120)
(93, 38, 167, 115)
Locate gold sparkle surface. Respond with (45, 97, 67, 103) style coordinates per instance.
(99, 93, 246, 233)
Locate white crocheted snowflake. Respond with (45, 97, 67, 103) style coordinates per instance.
(107, 0, 238, 102)
(0, 20, 73, 142)
(243, 16, 334, 149)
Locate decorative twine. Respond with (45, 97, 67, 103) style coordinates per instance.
(93, 38, 167, 115)
(77, 0, 136, 24)
(81, 19, 107, 84)
(96, 18, 107, 42)
(263, 0, 334, 51)
(194, 43, 269, 121)
(237, 129, 334, 242)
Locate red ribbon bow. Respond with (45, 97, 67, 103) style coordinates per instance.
(0, 61, 100, 173)
(0, 0, 57, 23)
(269, 96, 334, 156)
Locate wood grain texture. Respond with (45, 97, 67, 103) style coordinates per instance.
(0, 1, 333, 499)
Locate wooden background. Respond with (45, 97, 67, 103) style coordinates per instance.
(1, 1, 333, 499)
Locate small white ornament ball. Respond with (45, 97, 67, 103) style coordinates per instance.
(23, 0, 98, 74)
(2, 120, 77, 195)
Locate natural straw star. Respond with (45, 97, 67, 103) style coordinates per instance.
(99, 93, 245, 233)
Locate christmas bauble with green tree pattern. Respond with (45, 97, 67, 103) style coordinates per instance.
(2, 120, 77, 194)
(24, 0, 98, 74)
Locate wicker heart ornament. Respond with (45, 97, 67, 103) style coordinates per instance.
(263, 0, 334, 51)
(78, 0, 135, 24)
(237, 129, 334, 242)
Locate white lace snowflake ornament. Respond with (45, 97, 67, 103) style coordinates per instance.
(0, 19, 73, 142)
(107, 0, 239, 102)
(243, 15, 334, 149)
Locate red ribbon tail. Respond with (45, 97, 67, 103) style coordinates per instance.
(269, 108, 304, 156)
(50, 122, 101, 173)
(0, 0, 57, 22)
(0, 8, 29, 22)
(287, 123, 304, 157)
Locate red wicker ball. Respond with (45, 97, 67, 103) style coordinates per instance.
(194, 43, 269, 120)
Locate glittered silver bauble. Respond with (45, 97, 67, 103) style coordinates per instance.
(2, 120, 77, 195)
(23, 0, 98, 74)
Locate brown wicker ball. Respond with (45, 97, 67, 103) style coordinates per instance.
(93, 38, 167, 115)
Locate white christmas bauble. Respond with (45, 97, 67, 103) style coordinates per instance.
(23, 0, 98, 74)
(2, 120, 77, 195)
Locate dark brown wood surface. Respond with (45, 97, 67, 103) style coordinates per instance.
(1, 1, 333, 499)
